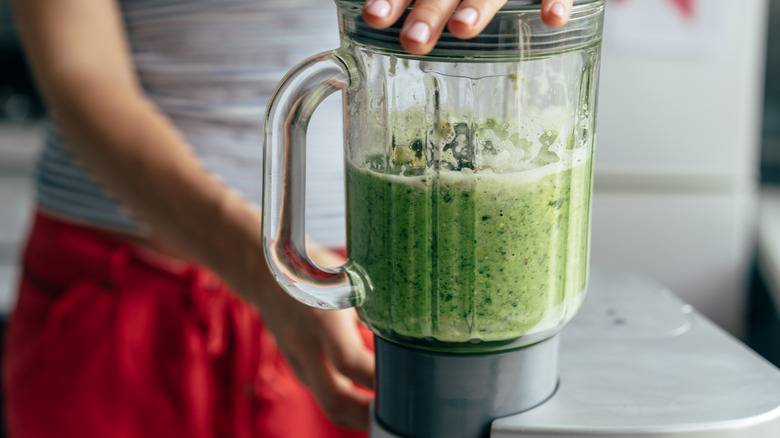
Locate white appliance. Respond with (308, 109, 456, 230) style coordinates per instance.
(590, 0, 768, 336)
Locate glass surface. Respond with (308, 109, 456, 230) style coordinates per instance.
(261, 0, 604, 353)
(344, 47, 600, 351)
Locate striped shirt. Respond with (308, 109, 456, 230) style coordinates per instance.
(36, 0, 347, 248)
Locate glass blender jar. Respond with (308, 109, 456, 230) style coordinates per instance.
(262, 1, 604, 436)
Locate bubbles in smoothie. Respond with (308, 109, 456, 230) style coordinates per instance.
(357, 109, 586, 183)
(347, 111, 593, 348)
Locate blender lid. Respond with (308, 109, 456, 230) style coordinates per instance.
(498, 0, 605, 8)
(336, 0, 605, 59)
(337, 0, 604, 10)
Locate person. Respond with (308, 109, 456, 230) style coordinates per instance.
(2, 0, 572, 437)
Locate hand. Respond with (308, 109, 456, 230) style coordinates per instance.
(250, 247, 375, 430)
(363, 0, 575, 55)
(265, 294, 375, 430)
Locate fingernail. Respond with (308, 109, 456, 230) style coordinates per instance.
(404, 21, 431, 44)
(452, 7, 479, 26)
(365, 0, 391, 19)
(550, 2, 566, 19)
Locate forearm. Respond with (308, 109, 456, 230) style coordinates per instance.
(9, 0, 269, 300)
(45, 75, 269, 304)
(9, 0, 375, 429)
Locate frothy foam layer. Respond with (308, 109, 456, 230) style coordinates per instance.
(353, 145, 588, 190)
(357, 110, 588, 178)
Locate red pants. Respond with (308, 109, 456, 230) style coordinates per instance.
(3, 211, 369, 438)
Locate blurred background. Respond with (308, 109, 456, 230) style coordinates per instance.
(0, 0, 779, 424)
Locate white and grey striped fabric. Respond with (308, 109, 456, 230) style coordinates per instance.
(36, 0, 348, 248)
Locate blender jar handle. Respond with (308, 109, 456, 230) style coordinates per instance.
(262, 50, 366, 310)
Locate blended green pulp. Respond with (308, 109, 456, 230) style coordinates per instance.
(346, 158, 592, 348)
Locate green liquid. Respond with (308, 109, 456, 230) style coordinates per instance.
(347, 156, 593, 350)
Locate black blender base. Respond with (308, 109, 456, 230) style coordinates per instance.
(372, 334, 559, 438)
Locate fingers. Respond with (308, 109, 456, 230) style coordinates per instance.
(265, 294, 374, 430)
(368, 0, 464, 55)
(319, 309, 376, 390)
(302, 357, 374, 430)
(363, 0, 575, 55)
(541, 0, 573, 28)
(363, 0, 412, 30)
(448, 0, 508, 40)
(312, 309, 375, 429)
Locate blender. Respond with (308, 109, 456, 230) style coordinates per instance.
(262, 1, 780, 437)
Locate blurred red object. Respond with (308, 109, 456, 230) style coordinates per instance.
(3, 211, 371, 438)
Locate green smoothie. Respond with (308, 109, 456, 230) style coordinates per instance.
(346, 119, 593, 350)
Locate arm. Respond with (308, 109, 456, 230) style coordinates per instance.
(10, 0, 373, 429)
(363, 0, 575, 55)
